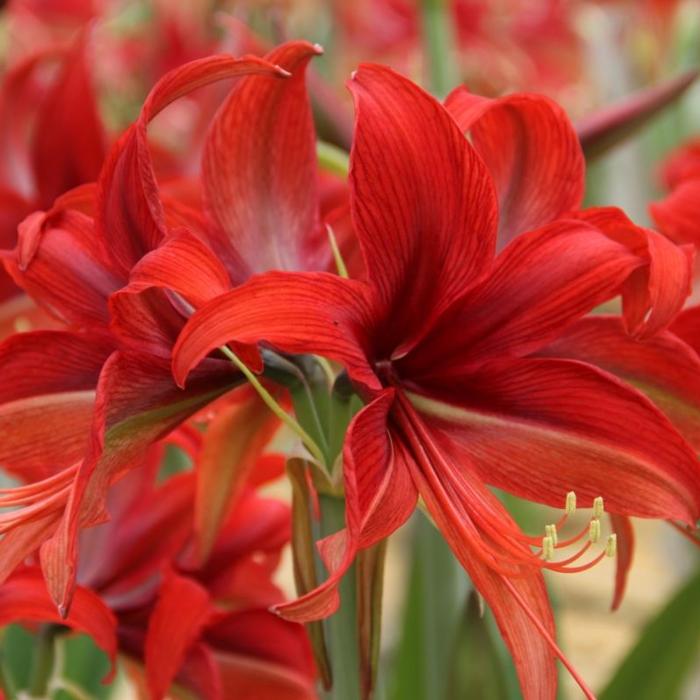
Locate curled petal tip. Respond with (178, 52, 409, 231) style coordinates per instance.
(312, 43, 325, 55)
(274, 64, 292, 77)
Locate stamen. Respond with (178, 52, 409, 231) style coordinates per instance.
(541, 536, 555, 561)
(545, 524, 558, 547)
(589, 519, 601, 543)
(565, 491, 577, 515)
(593, 496, 605, 519)
(605, 534, 617, 558)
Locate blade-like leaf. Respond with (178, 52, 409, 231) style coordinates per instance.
(577, 70, 698, 161)
(600, 565, 700, 700)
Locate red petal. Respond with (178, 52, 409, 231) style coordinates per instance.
(399, 219, 641, 378)
(79, 472, 194, 599)
(215, 649, 317, 700)
(348, 64, 498, 341)
(344, 391, 417, 549)
(172, 271, 379, 396)
(109, 287, 190, 358)
(416, 357, 700, 524)
(203, 41, 325, 280)
(0, 330, 112, 477)
(39, 351, 240, 613)
(392, 400, 561, 700)
(127, 229, 232, 308)
(31, 33, 106, 207)
(659, 138, 700, 189)
(277, 393, 417, 622)
(194, 394, 280, 563)
(0, 567, 117, 680)
(609, 514, 634, 611)
(145, 571, 213, 700)
(543, 315, 700, 450)
(576, 207, 693, 338)
(670, 304, 700, 354)
(97, 55, 286, 273)
(650, 178, 700, 248)
(5, 209, 123, 327)
(445, 87, 584, 248)
(206, 608, 315, 681)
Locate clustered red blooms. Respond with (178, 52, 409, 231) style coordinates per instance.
(0, 1, 699, 699)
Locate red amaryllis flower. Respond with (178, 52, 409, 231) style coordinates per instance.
(0, 48, 302, 613)
(0, 428, 316, 700)
(172, 64, 700, 699)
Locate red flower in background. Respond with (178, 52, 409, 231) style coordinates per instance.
(0, 423, 316, 699)
(651, 138, 700, 253)
(0, 34, 105, 308)
(172, 64, 700, 700)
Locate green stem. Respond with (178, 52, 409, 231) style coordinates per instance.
(390, 513, 468, 700)
(220, 346, 326, 465)
(319, 494, 361, 700)
(317, 141, 350, 177)
(419, 0, 458, 98)
(28, 625, 57, 698)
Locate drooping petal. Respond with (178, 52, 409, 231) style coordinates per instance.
(127, 229, 232, 308)
(542, 316, 700, 449)
(412, 357, 700, 524)
(172, 271, 380, 396)
(39, 351, 241, 613)
(391, 398, 562, 700)
(348, 64, 498, 345)
(609, 514, 634, 612)
(445, 87, 584, 247)
(193, 394, 280, 563)
(0, 567, 117, 679)
(203, 41, 325, 279)
(145, 571, 213, 700)
(97, 55, 286, 274)
(399, 219, 642, 378)
(30, 33, 106, 207)
(0, 330, 113, 477)
(276, 392, 417, 622)
(576, 207, 693, 338)
(343, 391, 417, 550)
(650, 178, 700, 248)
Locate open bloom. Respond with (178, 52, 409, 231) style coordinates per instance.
(173, 64, 700, 699)
(0, 46, 302, 612)
(0, 426, 316, 700)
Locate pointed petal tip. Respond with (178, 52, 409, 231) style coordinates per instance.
(312, 43, 325, 56)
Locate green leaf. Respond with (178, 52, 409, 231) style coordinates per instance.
(447, 593, 513, 700)
(388, 512, 469, 700)
(600, 565, 700, 700)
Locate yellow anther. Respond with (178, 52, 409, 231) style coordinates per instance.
(565, 491, 577, 515)
(589, 519, 601, 543)
(542, 536, 555, 561)
(605, 534, 617, 558)
(593, 496, 605, 519)
(545, 524, 558, 547)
